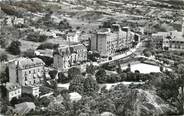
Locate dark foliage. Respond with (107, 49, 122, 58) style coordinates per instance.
(6, 41, 21, 55)
(37, 43, 59, 50)
(58, 72, 70, 83)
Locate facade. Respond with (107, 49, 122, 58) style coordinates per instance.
(8, 57, 45, 86)
(90, 24, 137, 57)
(8, 57, 45, 97)
(151, 33, 164, 49)
(2, 83, 21, 101)
(22, 85, 40, 97)
(66, 31, 81, 43)
(152, 31, 184, 51)
(152, 17, 184, 51)
(53, 44, 87, 71)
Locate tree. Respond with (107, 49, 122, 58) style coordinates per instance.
(95, 69, 107, 83)
(69, 75, 84, 95)
(58, 19, 71, 31)
(143, 49, 152, 57)
(58, 72, 70, 83)
(0, 65, 9, 83)
(22, 49, 35, 58)
(86, 63, 95, 75)
(68, 67, 81, 80)
(156, 70, 184, 114)
(83, 75, 99, 96)
(0, 52, 8, 62)
(87, 52, 100, 62)
(49, 70, 58, 79)
(10, 97, 19, 106)
(39, 97, 50, 107)
(6, 40, 21, 55)
(176, 64, 184, 113)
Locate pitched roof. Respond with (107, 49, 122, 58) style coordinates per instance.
(153, 30, 184, 42)
(57, 44, 87, 56)
(13, 57, 45, 69)
(14, 102, 36, 115)
(5, 83, 21, 92)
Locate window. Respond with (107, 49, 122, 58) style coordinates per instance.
(29, 70, 31, 74)
(25, 77, 27, 81)
(25, 71, 27, 76)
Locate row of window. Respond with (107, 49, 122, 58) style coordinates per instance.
(10, 90, 21, 96)
(24, 79, 39, 85)
(24, 68, 43, 76)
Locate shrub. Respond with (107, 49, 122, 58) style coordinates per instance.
(69, 75, 84, 94)
(37, 43, 59, 50)
(95, 69, 107, 83)
(26, 33, 48, 42)
(6, 40, 21, 55)
(68, 67, 81, 80)
(58, 72, 70, 83)
(0, 53, 8, 62)
(1, 4, 23, 17)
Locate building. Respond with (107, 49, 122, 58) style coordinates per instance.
(14, 102, 36, 116)
(90, 24, 138, 57)
(152, 18, 184, 51)
(53, 44, 87, 71)
(8, 57, 45, 86)
(8, 57, 45, 97)
(151, 33, 164, 49)
(1, 83, 21, 101)
(66, 31, 81, 43)
(22, 85, 39, 97)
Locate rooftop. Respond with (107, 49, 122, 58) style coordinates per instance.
(5, 83, 21, 92)
(153, 30, 184, 42)
(10, 57, 45, 70)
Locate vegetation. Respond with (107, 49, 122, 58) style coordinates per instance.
(69, 75, 85, 95)
(26, 33, 48, 42)
(37, 43, 59, 50)
(0, 53, 8, 62)
(6, 40, 21, 55)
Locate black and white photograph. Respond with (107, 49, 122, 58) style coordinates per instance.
(0, 0, 184, 115)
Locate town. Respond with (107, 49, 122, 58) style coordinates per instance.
(0, 0, 184, 116)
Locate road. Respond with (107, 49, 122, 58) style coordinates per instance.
(99, 41, 143, 65)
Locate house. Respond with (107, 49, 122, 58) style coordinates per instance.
(8, 57, 45, 97)
(1, 83, 21, 101)
(8, 57, 45, 86)
(152, 18, 184, 51)
(66, 30, 81, 43)
(13, 102, 36, 115)
(53, 44, 87, 71)
(22, 85, 39, 97)
(90, 24, 137, 57)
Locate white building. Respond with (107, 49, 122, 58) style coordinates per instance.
(90, 24, 136, 57)
(53, 44, 87, 71)
(3, 83, 21, 101)
(152, 18, 184, 51)
(8, 57, 45, 97)
(8, 57, 45, 86)
(66, 31, 81, 43)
